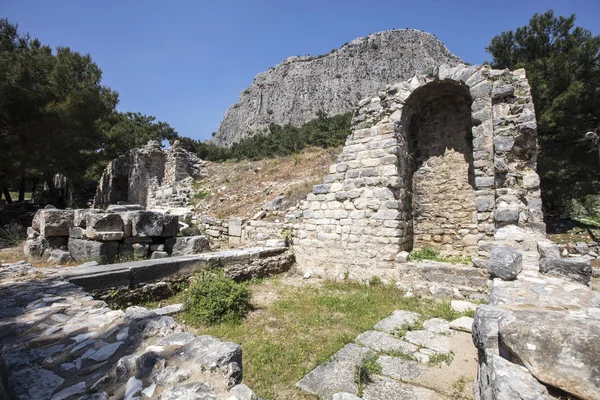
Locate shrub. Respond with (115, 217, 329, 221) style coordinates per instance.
(368, 276, 382, 286)
(184, 269, 252, 325)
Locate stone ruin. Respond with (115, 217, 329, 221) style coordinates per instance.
(290, 64, 599, 399)
(21, 140, 209, 265)
(6, 63, 599, 399)
(94, 140, 205, 217)
(22, 206, 215, 265)
(294, 64, 544, 279)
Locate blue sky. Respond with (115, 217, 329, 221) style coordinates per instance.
(2, 0, 599, 142)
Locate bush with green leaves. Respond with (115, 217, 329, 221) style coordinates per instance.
(183, 269, 252, 325)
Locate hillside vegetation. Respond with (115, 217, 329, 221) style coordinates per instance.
(180, 111, 351, 162)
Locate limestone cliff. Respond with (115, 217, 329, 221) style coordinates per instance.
(214, 29, 462, 146)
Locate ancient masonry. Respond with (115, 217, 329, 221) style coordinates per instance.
(294, 64, 544, 278)
(94, 140, 205, 215)
(4, 61, 599, 399)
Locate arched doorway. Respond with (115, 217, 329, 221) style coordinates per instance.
(400, 81, 477, 256)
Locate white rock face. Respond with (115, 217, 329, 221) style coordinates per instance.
(214, 29, 461, 146)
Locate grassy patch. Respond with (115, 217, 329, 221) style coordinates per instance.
(0, 223, 26, 245)
(175, 278, 473, 399)
(182, 280, 409, 398)
(421, 301, 473, 321)
(408, 247, 472, 264)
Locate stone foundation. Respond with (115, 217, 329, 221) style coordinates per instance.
(473, 226, 599, 399)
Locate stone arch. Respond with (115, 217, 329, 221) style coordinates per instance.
(398, 80, 477, 255)
(295, 64, 543, 279)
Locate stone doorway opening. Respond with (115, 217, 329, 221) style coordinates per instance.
(400, 81, 476, 256)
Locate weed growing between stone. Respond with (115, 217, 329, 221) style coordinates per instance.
(355, 353, 381, 397)
(394, 321, 424, 338)
(452, 375, 467, 397)
(386, 349, 416, 361)
(408, 246, 472, 264)
(190, 180, 211, 206)
(428, 350, 455, 366)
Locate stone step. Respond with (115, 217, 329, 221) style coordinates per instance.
(298, 311, 477, 399)
(0, 261, 248, 400)
(396, 262, 489, 289)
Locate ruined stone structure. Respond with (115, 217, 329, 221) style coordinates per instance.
(94, 140, 205, 212)
(295, 64, 544, 278)
(214, 29, 462, 146)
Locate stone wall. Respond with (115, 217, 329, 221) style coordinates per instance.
(405, 81, 477, 254)
(95, 140, 205, 211)
(22, 207, 213, 264)
(294, 64, 544, 278)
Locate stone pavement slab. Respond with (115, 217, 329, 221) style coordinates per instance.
(296, 344, 374, 398)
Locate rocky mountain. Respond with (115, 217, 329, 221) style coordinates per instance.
(213, 29, 462, 146)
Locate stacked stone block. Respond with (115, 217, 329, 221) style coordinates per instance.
(294, 64, 544, 277)
(490, 69, 544, 233)
(23, 207, 210, 264)
(242, 220, 287, 245)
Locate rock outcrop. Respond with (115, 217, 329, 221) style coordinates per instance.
(214, 29, 462, 146)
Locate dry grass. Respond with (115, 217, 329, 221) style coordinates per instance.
(0, 242, 81, 267)
(193, 147, 339, 220)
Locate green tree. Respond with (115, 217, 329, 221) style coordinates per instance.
(99, 111, 178, 159)
(0, 19, 118, 205)
(88, 111, 180, 179)
(486, 10, 600, 215)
